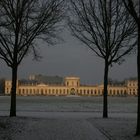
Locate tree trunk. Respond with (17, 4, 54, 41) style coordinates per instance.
(103, 60, 109, 118)
(10, 65, 18, 117)
(136, 22, 140, 135)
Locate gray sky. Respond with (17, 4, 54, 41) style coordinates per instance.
(0, 29, 137, 85)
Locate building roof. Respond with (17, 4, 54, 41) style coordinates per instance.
(27, 75, 64, 85)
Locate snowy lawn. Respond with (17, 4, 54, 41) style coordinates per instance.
(0, 96, 139, 140)
(0, 96, 137, 113)
(88, 117, 139, 140)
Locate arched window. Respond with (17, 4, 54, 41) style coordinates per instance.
(30, 89, 32, 94)
(56, 89, 58, 94)
(33, 89, 35, 94)
(98, 90, 100, 95)
(37, 89, 39, 94)
(18, 89, 21, 95)
(84, 89, 86, 94)
(133, 89, 135, 95)
(52, 89, 54, 94)
(113, 90, 115, 95)
(41, 89, 43, 95)
(129, 89, 131, 95)
(72, 81, 74, 86)
(67, 89, 69, 94)
(63, 89, 65, 94)
(60, 89, 62, 94)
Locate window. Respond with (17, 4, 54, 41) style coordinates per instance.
(133, 89, 135, 95)
(56, 89, 58, 94)
(129, 89, 131, 95)
(18, 89, 21, 94)
(77, 89, 78, 94)
(30, 89, 32, 94)
(33, 89, 35, 94)
(72, 81, 74, 86)
(52, 89, 54, 94)
(84, 90, 86, 94)
(60, 89, 62, 94)
(22, 89, 25, 94)
(113, 90, 115, 95)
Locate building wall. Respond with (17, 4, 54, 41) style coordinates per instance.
(5, 77, 138, 96)
(126, 80, 138, 96)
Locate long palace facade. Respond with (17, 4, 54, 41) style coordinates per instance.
(5, 76, 138, 96)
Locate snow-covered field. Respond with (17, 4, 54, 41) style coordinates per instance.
(0, 96, 139, 140)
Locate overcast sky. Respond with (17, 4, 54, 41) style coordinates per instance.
(0, 29, 137, 85)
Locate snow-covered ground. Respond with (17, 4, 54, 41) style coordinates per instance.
(0, 96, 139, 140)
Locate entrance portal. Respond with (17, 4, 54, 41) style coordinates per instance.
(70, 88, 76, 95)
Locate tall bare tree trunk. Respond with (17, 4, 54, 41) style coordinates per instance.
(103, 60, 109, 118)
(10, 65, 17, 117)
(0, 0, 64, 117)
(136, 22, 140, 135)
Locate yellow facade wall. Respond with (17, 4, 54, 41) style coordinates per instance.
(5, 77, 137, 96)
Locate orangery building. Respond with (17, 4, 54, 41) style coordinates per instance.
(5, 76, 138, 96)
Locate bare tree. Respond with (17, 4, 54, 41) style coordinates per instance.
(68, 0, 136, 118)
(122, 0, 140, 136)
(0, 78, 5, 94)
(0, 0, 65, 117)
